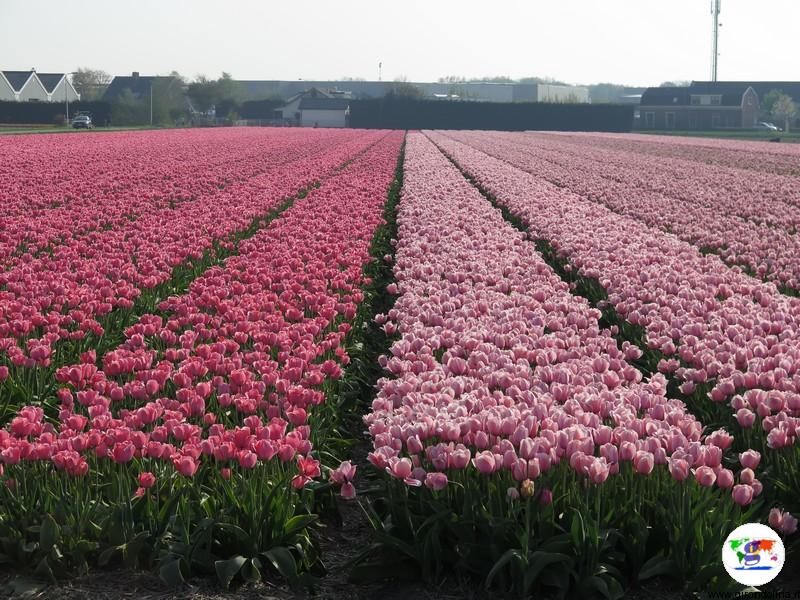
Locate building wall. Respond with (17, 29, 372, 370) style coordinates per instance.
(0, 77, 15, 101)
(741, 87, 759, 128)
(536, 84, 590, 103)
(18, 76, 48, 101)
(239, 79, 590, 103)
(639, 107, 743, 130)
(49, 79, 80, 103)
(278, 97, 302, 120)
(300, 109, 347, 127)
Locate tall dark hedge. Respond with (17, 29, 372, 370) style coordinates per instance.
(0, 101, 112, 125)
(349, 97, 633, 132)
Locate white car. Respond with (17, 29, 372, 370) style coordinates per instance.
(754, 121, 780, 132)
(71, 115, 93, 129)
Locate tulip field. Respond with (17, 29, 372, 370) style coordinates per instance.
(1, 127, 800, 597)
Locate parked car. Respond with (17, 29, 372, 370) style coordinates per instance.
(71, 115, 93, 129)
(754, 121, 781, 131)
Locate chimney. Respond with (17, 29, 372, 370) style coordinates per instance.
(132, 71, 140, 78)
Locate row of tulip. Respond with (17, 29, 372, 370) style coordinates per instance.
(551, 131, 800, 177)
(523, 131, 800, 219)
(0, 131, 404, 585)
(524, 131, 800, 229)
(0, 129, 360, 268)
(0, 130, 387, 414)
(441, 130, 800, 292)
(356, 133, 771, 596)
(427, 131, 800, 511)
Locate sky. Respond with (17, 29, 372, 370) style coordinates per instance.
(1, 0, 797, 87)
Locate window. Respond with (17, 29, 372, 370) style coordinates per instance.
(690, 96, 701, 105)
(665, 112, 676, 129)
(712, 113, 721, 128)
(688, 112, 698, 129)
(645, 112, 655, 128)
(710, 95, 721, 105)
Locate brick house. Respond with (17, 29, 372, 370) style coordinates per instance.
(639, 84, 759, 130)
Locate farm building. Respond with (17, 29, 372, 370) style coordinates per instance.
(275, 88, 350, 127)
(639, 83, 759, 130)
(238, 79, 589, 103)
(0, 70, 79, 102)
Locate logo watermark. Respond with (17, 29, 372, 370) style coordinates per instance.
(722, 523, 785, 586)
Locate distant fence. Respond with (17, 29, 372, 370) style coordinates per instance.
(0, 101, 112, 125)
(349, 98, 634, 132)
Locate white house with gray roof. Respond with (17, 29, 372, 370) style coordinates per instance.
(0, 70, 79, 102)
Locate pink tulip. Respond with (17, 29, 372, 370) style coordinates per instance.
(138, 472, 156, 489)
(694, 466, 716, 488)
(341, 482, 356, 499)
(739, 468, 755, 485)
(173, 456, 198, 477)
(739, 450, 761, 470)
(669, 459, 689, 482)
(473, 451, 497, 475)
(424, 472, 448, 491)
(633, 451, 654, 476)
(717, 468, 734, 489)
(732, 484, 754, 506)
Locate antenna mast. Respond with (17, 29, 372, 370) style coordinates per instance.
(711, 0, 721, 81)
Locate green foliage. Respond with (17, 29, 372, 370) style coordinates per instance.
(71, 68, 112, 101)
(187, 72, 246, 114)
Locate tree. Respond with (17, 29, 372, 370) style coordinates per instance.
(187, 73, 245, 113)
(71, 67, 112, 100)
(388, 81, 424, 99)
(438, 75, 467, 83)
(771, 92, 798, 132)
(761, 89, 785, 118)
(659, 80, 690, 87)
(215, 72, 245, 104)
(187, 75, 217, 112)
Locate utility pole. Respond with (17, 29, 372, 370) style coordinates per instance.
(711, 0, 721, 81)
(65, 71, 76, 124)
(378, 62, 382, 82)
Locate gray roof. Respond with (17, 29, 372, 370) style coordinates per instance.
(691, 81, 800, 103)
(2, 70, 35, 91)
(298, 97, 349, 110)
(35, 73, 64, 93)
(104, 75, 172, 100)
(640, 87, 690, 106)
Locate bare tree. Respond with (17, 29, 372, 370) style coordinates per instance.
(771, 93, 798, 132)
(71, 68, 112, 100)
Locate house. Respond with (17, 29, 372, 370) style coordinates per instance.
(275, 88, 350, 127)
(37, 73, 80, 102)
(103, 72, 179, 101)
(692, 81, 800, 129)
(0, 70, 79, 102)
(639, 84, 759, 130)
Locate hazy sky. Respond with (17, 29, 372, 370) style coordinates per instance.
(1, 0, 797, 86)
